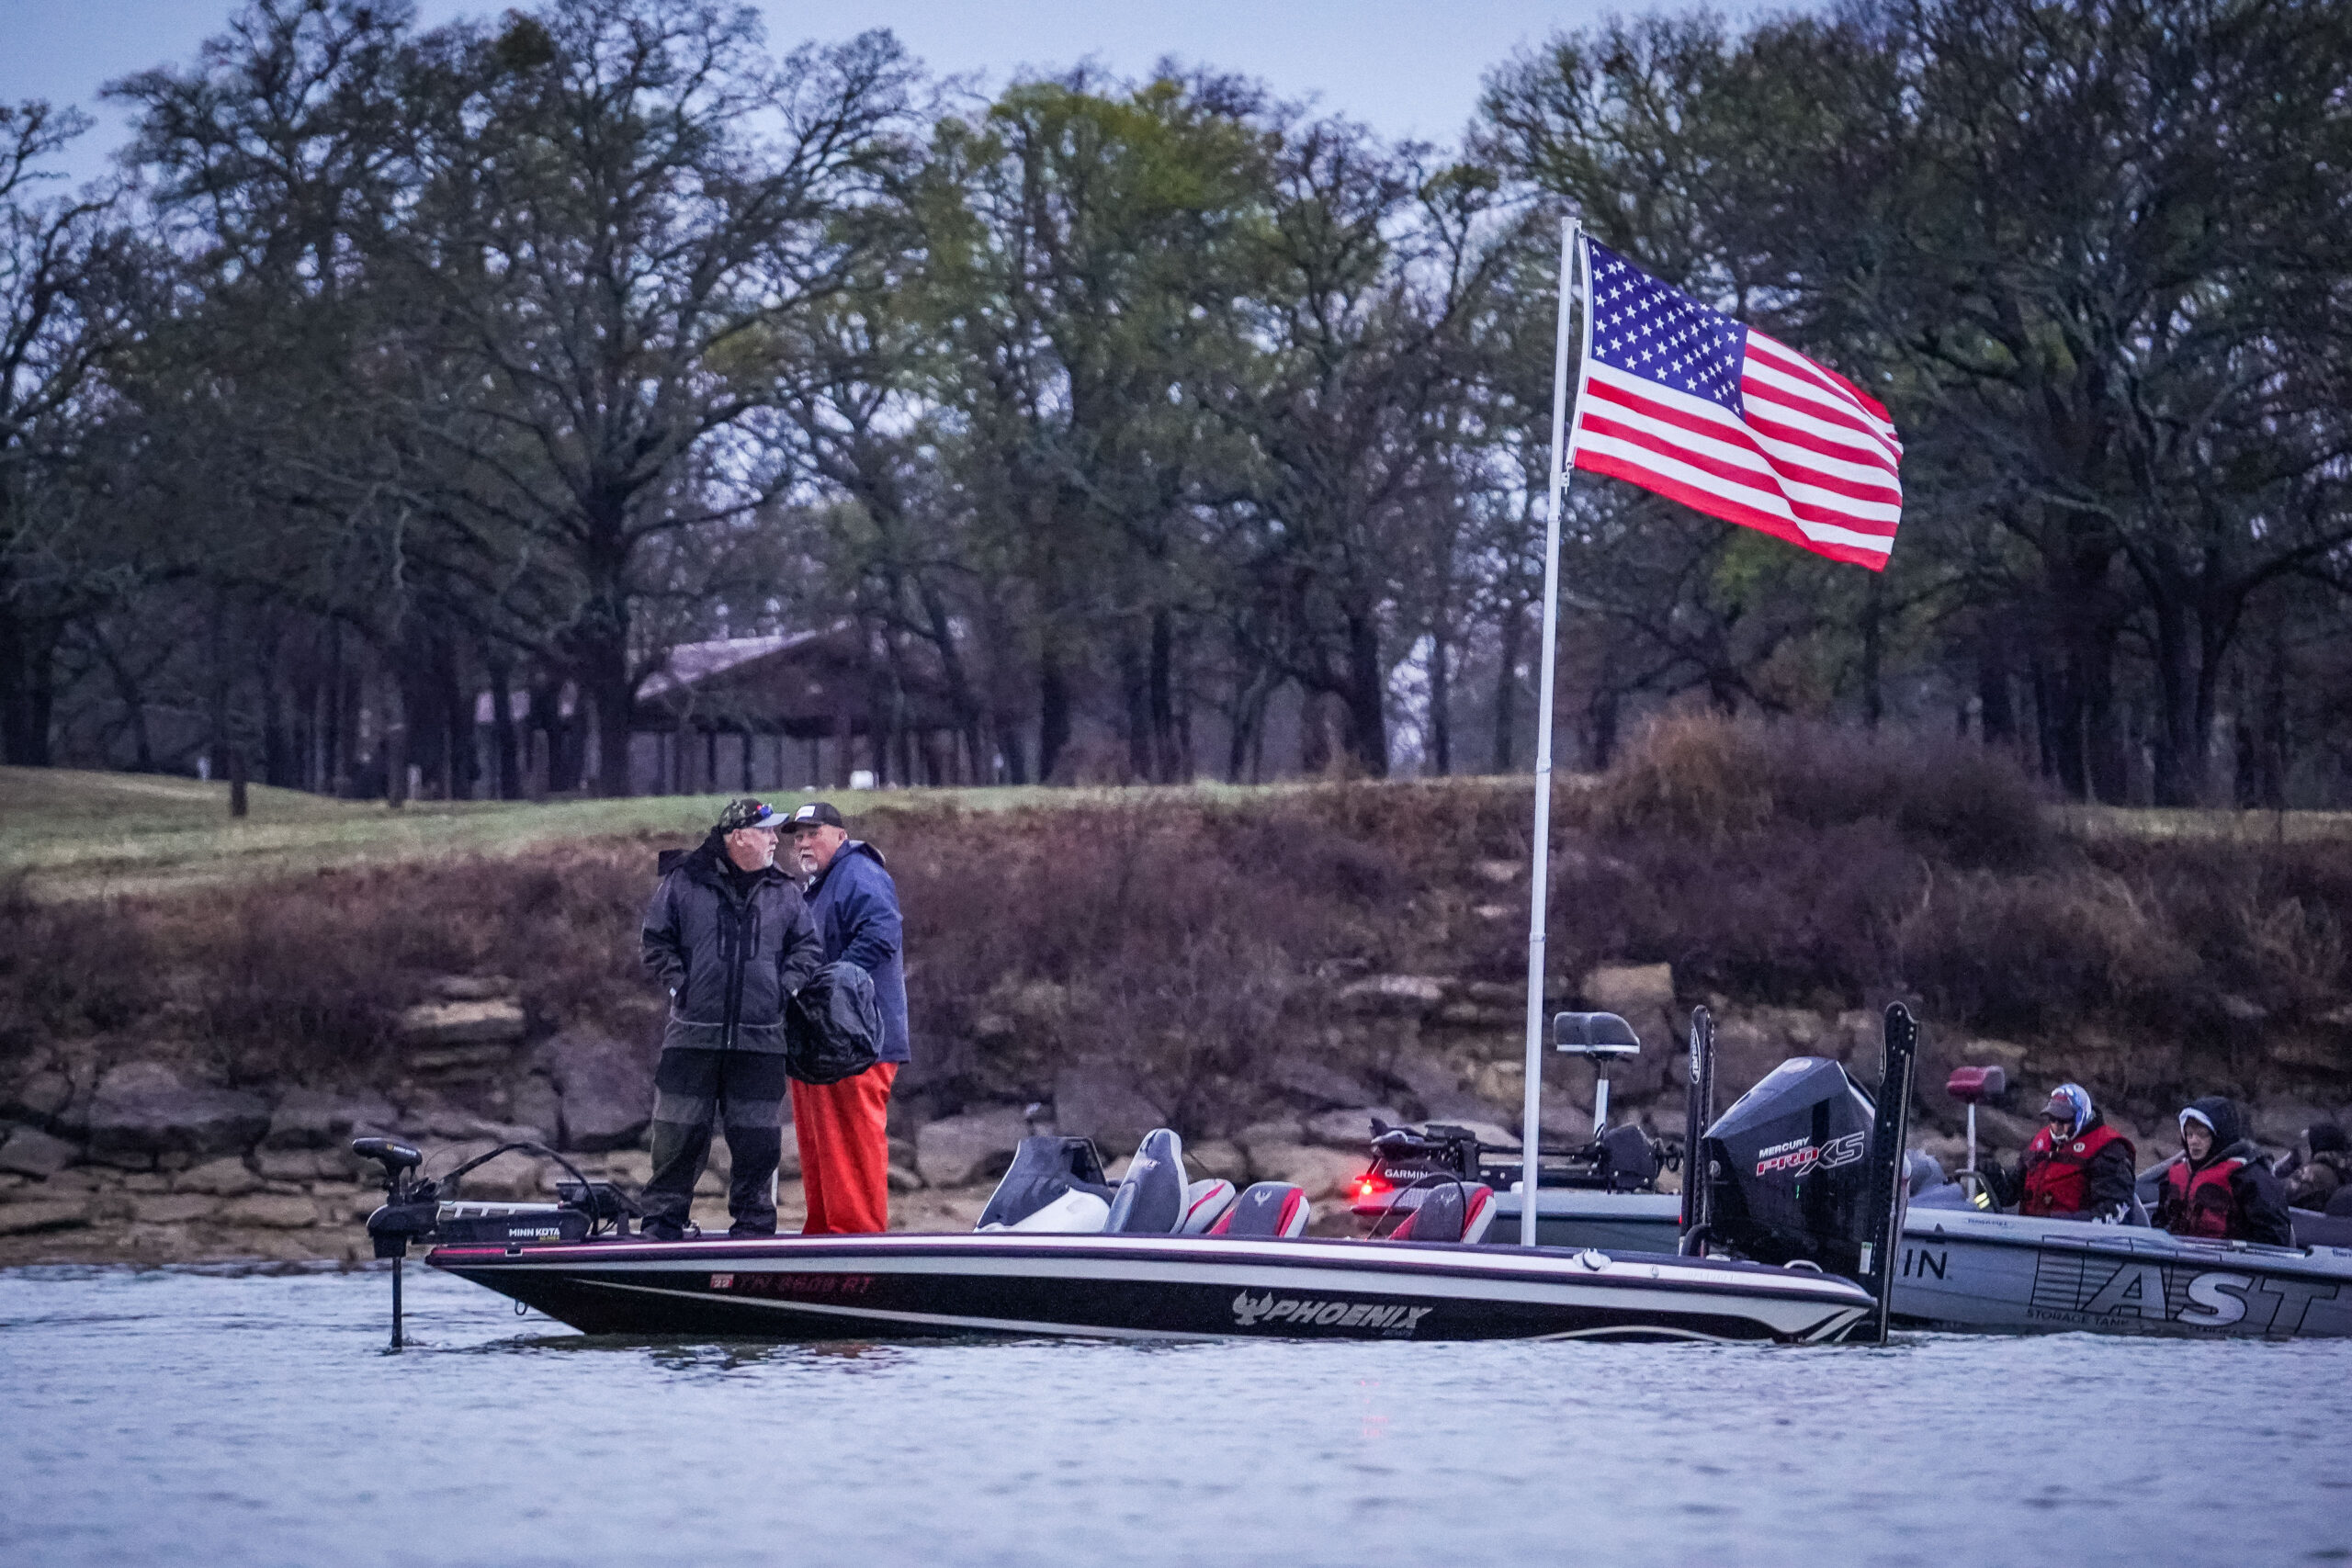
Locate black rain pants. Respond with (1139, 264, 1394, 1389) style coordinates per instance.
(642, 1047, 789, 1235)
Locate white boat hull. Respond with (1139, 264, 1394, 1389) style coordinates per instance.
(1489, 1193, 2352, 1337)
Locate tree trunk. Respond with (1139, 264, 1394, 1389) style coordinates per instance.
(994, 713, 1027, 785)
(1589, 685, 1622, 771)
(2256, 614, 2290, 808)
(2149, 589, 2201, 807)
(581, 635, 635, 799)
(1427, 631, 1452, 776)
(1492, 600, 1525, 774)
(1117, 634, 1150, 783)
(917, 578, 989, 789)
(486, 657, 520, 800)
(384, 672, 409, 807)
(1343, 611, 1389, 778)
(1149, 608, 1180, 783)
(1976, 629, 2016, 746)
(1039, 652, 1072, 784)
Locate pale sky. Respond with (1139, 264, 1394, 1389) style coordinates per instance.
(0, 0, 1772, 186)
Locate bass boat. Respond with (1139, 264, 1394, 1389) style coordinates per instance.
(1346, 1007, 2352, 1339)
(350, 1015, 1919, 1348)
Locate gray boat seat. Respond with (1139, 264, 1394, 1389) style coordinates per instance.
(1387, 1182, 1496, 1244)
(1180, 1179, 1238, 1234)
(1905, 1151, 1973, 1209)
(1208, 1181, 1311, 1238)
(975, 1134, 1114, 1232)
(1104, 1129, 1191, 1233)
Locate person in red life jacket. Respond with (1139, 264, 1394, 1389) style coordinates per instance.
(2154, 1097, 2293, 1246)
(2018, 1083, 2136, 1223)
(786, 801, 909, 1235)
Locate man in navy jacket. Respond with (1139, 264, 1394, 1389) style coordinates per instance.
(786, 801, 910, 1232)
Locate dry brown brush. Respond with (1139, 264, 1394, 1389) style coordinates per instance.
(4, 718, 2346, 1123)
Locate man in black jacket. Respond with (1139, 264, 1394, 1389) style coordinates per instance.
(639, 798, 824, 1239)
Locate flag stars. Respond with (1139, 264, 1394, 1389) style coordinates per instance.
(1584, 241, 1746, 415)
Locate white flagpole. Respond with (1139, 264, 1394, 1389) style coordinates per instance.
(1519, 216, 1585, 1247)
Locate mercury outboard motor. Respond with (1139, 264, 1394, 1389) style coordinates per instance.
(1697, 1002, 1918, 1342)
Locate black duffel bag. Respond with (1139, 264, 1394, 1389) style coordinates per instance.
(785, 960, 883, 1085)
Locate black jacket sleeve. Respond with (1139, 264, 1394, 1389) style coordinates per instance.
(640, 874, 687, 994)
(2085, 1140, 2139, 1218)
(2232, 1162, 2295, 1246)
(777, 888, 823, 998)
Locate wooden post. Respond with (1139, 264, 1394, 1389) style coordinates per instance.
(228, 745, 248, 818)
(526, 728, 549, 801)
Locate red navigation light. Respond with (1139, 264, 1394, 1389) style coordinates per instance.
(1351, 1175, 1388, 1199)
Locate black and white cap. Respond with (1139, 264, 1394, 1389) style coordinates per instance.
(786, 800, 844, 831)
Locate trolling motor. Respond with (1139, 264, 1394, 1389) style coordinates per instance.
(354, 1137, 429, 1351)
(353, 1136, 640, 1350)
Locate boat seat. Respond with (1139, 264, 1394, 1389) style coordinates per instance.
(1207, 1182, 1311, 1238)
(1104, 1129, 1192, 1233)
(1598, 1124, 1658, 1190)
(1180, 1179, 1238, 1234)
(1387, 1182, 1495, 1244)
(976, 1134, 1114, 1232)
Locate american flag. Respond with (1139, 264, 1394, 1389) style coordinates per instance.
(1571, 239, 1903, 570)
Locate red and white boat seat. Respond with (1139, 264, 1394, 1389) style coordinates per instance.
(1386, 1183, 1495, 1244)
(1180, 1179, 1238, 1234)
(1208, 1181, 1312, 1239)
(1105, 1129, 1192, 1233)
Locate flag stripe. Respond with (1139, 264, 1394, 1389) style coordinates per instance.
(1741, 405, 1902, 482)
(1583, 372, 1903, 516)
(1577, 420, 1900, 538)
(1742, 362, 1903, 466)
(1747, 331, 1897, 431)
(1577, 449, 1894, 566)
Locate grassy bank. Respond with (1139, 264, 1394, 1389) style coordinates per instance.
(0, 766, 1385, 900)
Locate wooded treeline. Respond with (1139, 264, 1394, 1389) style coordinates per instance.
(3, 0, 2348, 804)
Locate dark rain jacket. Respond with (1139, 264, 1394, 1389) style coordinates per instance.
(2154, 1097, 2294, 1246)
(2285, 1149, 2350, 1213)
(641, 831, 824, 1055)
(803, 840, 910, 1065)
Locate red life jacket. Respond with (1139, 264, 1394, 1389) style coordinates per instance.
(2019, 1122, 2132, 1216)
(2163, 1155, 2245, 1238)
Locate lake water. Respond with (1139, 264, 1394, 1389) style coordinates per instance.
(3, 1263, 2345, 1568)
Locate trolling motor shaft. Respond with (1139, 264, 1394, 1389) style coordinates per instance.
(354, 1137, 430, 1350)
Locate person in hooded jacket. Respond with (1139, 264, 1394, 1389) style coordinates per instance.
(2154, 1096, 2293, 1246)
(2018, 1082, 2136, 1223)
(638, 798, 823, 1240)
(2283, 1123, 2351, 1213)
(785, 801, 910, 1235)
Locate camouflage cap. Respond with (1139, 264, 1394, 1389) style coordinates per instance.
(717, 797, 783, 833)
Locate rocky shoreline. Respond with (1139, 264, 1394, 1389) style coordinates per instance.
(7, 960, 2345, 1269)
